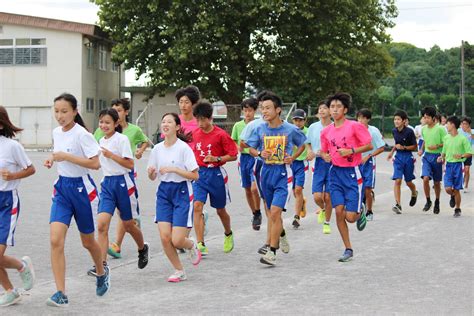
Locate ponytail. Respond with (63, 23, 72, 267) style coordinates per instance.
(74, 112, 88, 130)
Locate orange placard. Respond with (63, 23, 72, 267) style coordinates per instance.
(263, 135, 286, 164)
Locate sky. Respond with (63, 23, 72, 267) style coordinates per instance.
(0, 0, 472, 83)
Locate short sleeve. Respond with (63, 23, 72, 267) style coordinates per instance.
(221, 131, 238, 156)
(134, 128, 149, 144)
(246, 125, 261, 149)
(12, 142, 32, 169)
(407, 129, 417, 147)
(441, 136, 447, 155)
(80, 132, 100, 158)
(439, 126, 447, 141)
(147, 147, 158, 169)
(120, 136, 133, 159)
(183, 144, 199, 171)
(291, 127, 306, 147)
(354, 122, 371, 146)
(372, 127, 385, 149)
(231, 122, 239, 142)
(463, 137, 472, 154)
(320, 129, 329, 152)
(93, 128, 104, 142)
(305, 124, 314, 144)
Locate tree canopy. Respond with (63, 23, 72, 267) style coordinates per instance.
(93, 0, 397, 106)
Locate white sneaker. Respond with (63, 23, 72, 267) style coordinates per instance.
(260, 250, 276, 266)
(187, 238, 202, 266)
(19, 256, 35, 291)
(168, 270, 187, 283)
(0, 289, 21, 306)
(280, 233, 290, 254)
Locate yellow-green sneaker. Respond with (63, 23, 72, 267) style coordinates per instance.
(317, 210, 325, 224)
(323, 223, 331, 234)
(197, 242, 208, 256)
(223, 233, 234, 253)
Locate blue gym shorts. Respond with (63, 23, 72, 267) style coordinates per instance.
(155, 181, 194, 228)
(193, 167, 230, 209)
(50, 175, 99, 234)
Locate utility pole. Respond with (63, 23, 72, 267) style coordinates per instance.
(461, 40, 465, 116)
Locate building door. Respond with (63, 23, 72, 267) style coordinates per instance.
(20, 107, 53, 146)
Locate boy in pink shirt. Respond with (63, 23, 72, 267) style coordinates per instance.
(320, 92, 373, 262)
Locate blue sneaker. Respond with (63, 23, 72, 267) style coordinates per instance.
(338, 249, 353, 262)
(96, 265, 110, 296)
(46, 291, 69, 307)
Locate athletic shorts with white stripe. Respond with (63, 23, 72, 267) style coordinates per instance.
(50, 175, 99, 234)
(193, 167, 230, 209)
(291, 159, 308, 189)
(260, 164, 292, 210)
(98, 174, 139, 221)
(360, 156, 376, 190)
(328, 165, 363, 213)
(0, 190, 20, 246)
(155, 181, 194, 228)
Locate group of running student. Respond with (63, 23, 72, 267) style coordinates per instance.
(0, 86, 472, 307)
(388, 107, 472, 217)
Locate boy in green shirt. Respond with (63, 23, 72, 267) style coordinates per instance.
(290, 109, 309, 229)
(437, 116, 472, 217)
(93, 99, 149, 259)
(418, 106, 447, 214)
(231, 98, 262, 230)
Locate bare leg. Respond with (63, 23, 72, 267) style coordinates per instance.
(80, 232, 105, 276)
(193, 201, 204, 243)
(0, 245, 23, 291)
(50, 222, 68, 293)
(216, 208, 232, 234)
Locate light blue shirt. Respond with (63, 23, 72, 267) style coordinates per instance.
(458, 128, 474, 147)
(363, 125, 386, 157)
(240, 118, 265, 142)
(305, 121, 328, 152)
(246, 121, 306, 164)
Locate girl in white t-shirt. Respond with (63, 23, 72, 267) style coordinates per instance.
(44, 93, 109, 307)
(95, 108, 148, 274)
(0, 106, 36, 306)
(147, 113, 201, 282)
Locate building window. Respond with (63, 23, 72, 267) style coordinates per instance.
(99, 99, 107, 110)
(0, 38, 47, 66)
(87, 46, 94, 67)
(86, 98, 94, 113)
(111, 62, 119, 72)
(99, 45, 107, 70)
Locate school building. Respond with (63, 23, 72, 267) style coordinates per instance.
(0, 12, 124, 146)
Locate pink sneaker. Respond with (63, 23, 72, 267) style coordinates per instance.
(188, 239, 202, 266)
(168, 270, 187, 283)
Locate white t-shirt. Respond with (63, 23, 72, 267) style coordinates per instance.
(99, 132, 133, 176)
(53, 124, 100, 177)
(147, 138, 199, 183)
(414, 124, 424, 140)
(0, 136, 32, 191)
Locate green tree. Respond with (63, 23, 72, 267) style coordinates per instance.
(394, 91, 413, 113)
(93, 0, 397, 112)
(375, 85, 394, 134)
(417, 92, 436, 108)
(439, 94, 459, 115)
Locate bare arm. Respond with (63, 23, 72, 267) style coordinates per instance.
(1, 165, 36, 181)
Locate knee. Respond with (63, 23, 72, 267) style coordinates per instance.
(314, 194, 323, 204)
(171, 235, 185, 248)
(50, 236, 65, 252)
(395, 179, 402, 186)
(251, 186, 259, 196)
(122, 220, 135, 233)
(97, 222, 108, 235)
(81, 238, 95, 250)
(294, 187, 303, 196)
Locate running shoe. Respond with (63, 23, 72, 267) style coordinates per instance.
(300, 197, 307, 218)
(449, 195, 455, 208)
(433, 200, 440, 214)
(356, 203, 367, 231)
(257, 244, 269, 255)
(409, 190, 418, 207)
(338, 249, 353, 262)
(203, 209, 209, 237)
(422, 200, 432, 212)
(453, 208, 461, 217)
(280, 233, 290, 254)
(177, 248, 186, 254)
(366, 211, 374, 221)
(197, 242, 208, 256)
(252, 212, 262, 231)
(0, 289, 21, 306)
(96, 265, 110, 296)
(292, 216, 300, 229)
(223, 233, 234, 253)
(138, 242, 149, 269)
(107, 242, 122, 259)
(19, 256, 35, 291)
(317, 210, 325, 224)
(260, 250, 276, 266)
(188, 239, 202, 266)
(392, 204, 402, 214)
(168, 270, 187, 283)
(323, 223, 331, 234)
(46, 291, 69, 307)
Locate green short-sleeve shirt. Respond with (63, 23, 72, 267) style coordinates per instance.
(442, 133, 472, 163)
(293, 126, 308, 160)
(94, 123, 148, 153)
(422, 124, 447, 154)
(231, 120, 250, 154)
